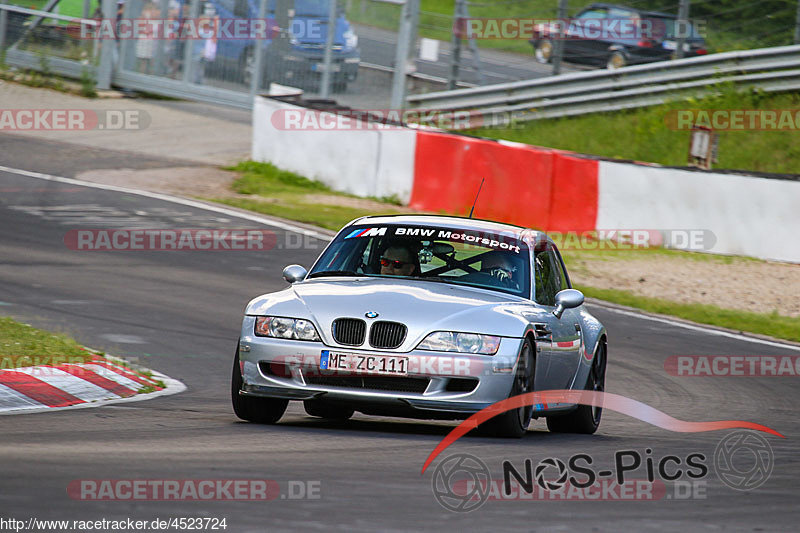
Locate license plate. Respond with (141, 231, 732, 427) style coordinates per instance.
(320, 350, 408, 376)
(313, 63, 341, 73)
(662, 40, 689, 51)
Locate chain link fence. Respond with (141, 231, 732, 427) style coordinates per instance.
(1, 0, 800, 109)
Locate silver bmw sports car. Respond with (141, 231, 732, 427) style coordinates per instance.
(232, 214, 607, 437)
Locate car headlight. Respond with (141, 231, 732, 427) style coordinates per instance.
(416, 331, 501, 355)
(344, 29, 358, 50)
(254, 316, 321, 341)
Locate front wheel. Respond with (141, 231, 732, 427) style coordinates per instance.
(606, 51, 626, 69)
(534, 39, 554, 64)
(546, 340, 606, 434)
(231, 346, 288, 424)
(481, 338, 535, 438)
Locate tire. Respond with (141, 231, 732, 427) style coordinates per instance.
(231, 346, 288, 424)
(303, 400, 354, 420)
(534, 39, 554, 64)
(481, 338, 535, 438)
(546, 340, 606, 434)
(606, 51, 626, 69)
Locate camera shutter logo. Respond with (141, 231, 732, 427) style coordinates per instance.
(714, 430, 774, 491)
(431, 453, 491, 513)
(534, 457, 569, 491)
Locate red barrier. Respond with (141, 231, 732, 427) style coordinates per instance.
(410, 130, 598, 232)
(548, 152, 598, 232)
(410, 131, 555, 229)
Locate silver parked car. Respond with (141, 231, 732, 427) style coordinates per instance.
(232, 215, 607, 437)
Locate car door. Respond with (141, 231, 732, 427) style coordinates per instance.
(565, 7, 608, 65)
(532, 246, 583, 391)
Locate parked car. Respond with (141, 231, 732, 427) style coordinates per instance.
(232, 215, 608, 437)
(208, 0, 360, 89)
(530, 2, 707, 69)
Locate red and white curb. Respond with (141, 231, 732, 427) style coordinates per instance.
(0, 354, 185, 414)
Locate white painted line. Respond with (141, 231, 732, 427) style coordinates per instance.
(587, 302, 800, 352)
(13, 367, 118, 402)
(100, 334, 148, 345)
(0, 165, 333, 242)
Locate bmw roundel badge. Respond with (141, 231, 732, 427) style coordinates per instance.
(365, 311, 379, 318)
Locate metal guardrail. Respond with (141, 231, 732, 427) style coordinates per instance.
(406, 45, 800, 126)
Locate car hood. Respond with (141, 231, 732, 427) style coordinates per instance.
(245, 277, 543, 349)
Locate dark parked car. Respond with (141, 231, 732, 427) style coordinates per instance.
(530, 2, 707, 69)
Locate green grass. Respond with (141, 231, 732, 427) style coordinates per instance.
(0, 316, 93, 369)
(213, 161, 405, 231)
(576, 286, 800, 343)
(470, 87, 800, 174)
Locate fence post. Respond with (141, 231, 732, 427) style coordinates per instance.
(390, 0, 418, 109)
(447, 0, 464, 90)
(319, 0, 337, 98)
(182, 0, 201, 84)
(552, 0, 567, 76)
(676, 0, 690, 59)
(0, 1, 7, 56)
(794, 0, 800, 44)
(250, 0, 268, 97)
(96, 0, 115, 89)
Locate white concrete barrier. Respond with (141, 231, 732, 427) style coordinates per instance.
(597, 161, 800, 263)
(252, 95, 416, 203)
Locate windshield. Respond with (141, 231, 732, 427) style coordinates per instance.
(294, 0, 336, 17)
(309, 224, 531, 298)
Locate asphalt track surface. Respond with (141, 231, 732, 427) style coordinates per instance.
(1, 136, 799, 532)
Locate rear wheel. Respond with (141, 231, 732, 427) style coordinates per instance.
(546, 340, 606, 434)
(481, 338, 534, 438)
(304, 400, 354, 420)
(231, 346, 288, 424)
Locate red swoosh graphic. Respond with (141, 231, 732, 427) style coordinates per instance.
(421, 390, 784, 474)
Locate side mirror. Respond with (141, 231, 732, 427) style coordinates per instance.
(282, 264, 308, 284)
(553, 289, 584, 319)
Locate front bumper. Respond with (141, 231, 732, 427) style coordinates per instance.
(238, 317, 522, 416)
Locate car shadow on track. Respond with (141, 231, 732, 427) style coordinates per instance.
(233, 416, 627, 445)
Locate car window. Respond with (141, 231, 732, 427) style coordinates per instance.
(608, 8, 635, 19)
(552, 247, 571, 290)
(534, 249, 561, 306)
(576, 8, 607, 19)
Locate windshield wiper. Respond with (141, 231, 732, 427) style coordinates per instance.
(306, 270, 361, 279)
